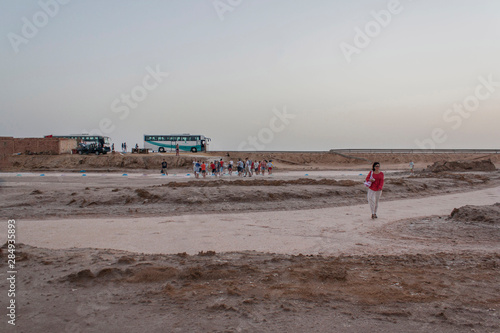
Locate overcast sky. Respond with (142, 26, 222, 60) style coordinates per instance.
(1, 0, 499, 150)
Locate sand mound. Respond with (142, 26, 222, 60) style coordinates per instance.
(425, 159, 496, 173)
(134, 188, 160, 200)
(128, 266, 179, 283)
(450, 203, 500, 224)
(161, 178, 354, 188)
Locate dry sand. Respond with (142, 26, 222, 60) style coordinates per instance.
(0, 154, 499, 332)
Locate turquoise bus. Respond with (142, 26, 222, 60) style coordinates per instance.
(144, 134, 210, 153)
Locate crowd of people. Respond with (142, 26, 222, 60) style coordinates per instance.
(190, 158, 274, 179)
(159, 158, 393, 220)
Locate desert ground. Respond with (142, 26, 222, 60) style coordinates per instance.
(0, 151, 499, 332)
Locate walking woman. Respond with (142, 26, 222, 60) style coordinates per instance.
(366, 162, 384, 219)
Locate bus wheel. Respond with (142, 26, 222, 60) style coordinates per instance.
(191, 147, 197, 153)
(95, 151, 100, 155)
(78, 150, 83, 155)
(159, 147, 165, 153)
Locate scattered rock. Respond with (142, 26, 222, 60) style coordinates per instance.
(117, 256, 136, 264)
(65, 269, 95, 282)
(198, 251, 216, 256)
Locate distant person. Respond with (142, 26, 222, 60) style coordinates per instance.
(201, 162, 207, 178)
(228, 160, 233, 175)
(215, 160, 219, 176)
(245, 158, 252, 177)
(195, 160, 201, 179)
(261, 160, 266, 175)
(366, 162, 384, 219)
(267, 160, 274, 175)
(237, 159, 244, 177)
(211, 161, 216, 175)
(219, 159, 224, 175)
(176, 144, 180, 156)
(161, 159, 168, 175)
(243, 158, 248, 177)
(409, 161, 415, 174)
(135, 143, 139, 149)
(112, 143, 115, 152)
(124, 142, 127, 152)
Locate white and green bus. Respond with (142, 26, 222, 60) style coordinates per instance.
(144, 134, 210, 153)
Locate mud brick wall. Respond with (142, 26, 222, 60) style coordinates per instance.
(0, 137, 77, 157)
(0, 137, 14, 169)
(59, 138, 77, 154)
(13, 138, 60, 154)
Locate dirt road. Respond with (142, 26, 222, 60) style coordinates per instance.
(17, 185, 500, 255)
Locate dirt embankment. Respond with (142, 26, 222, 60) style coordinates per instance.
(3, 152, 500, 171)
(212, 151, 500, 164)
(425, 159, 497, 172)
(5, 154, 195, 171)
